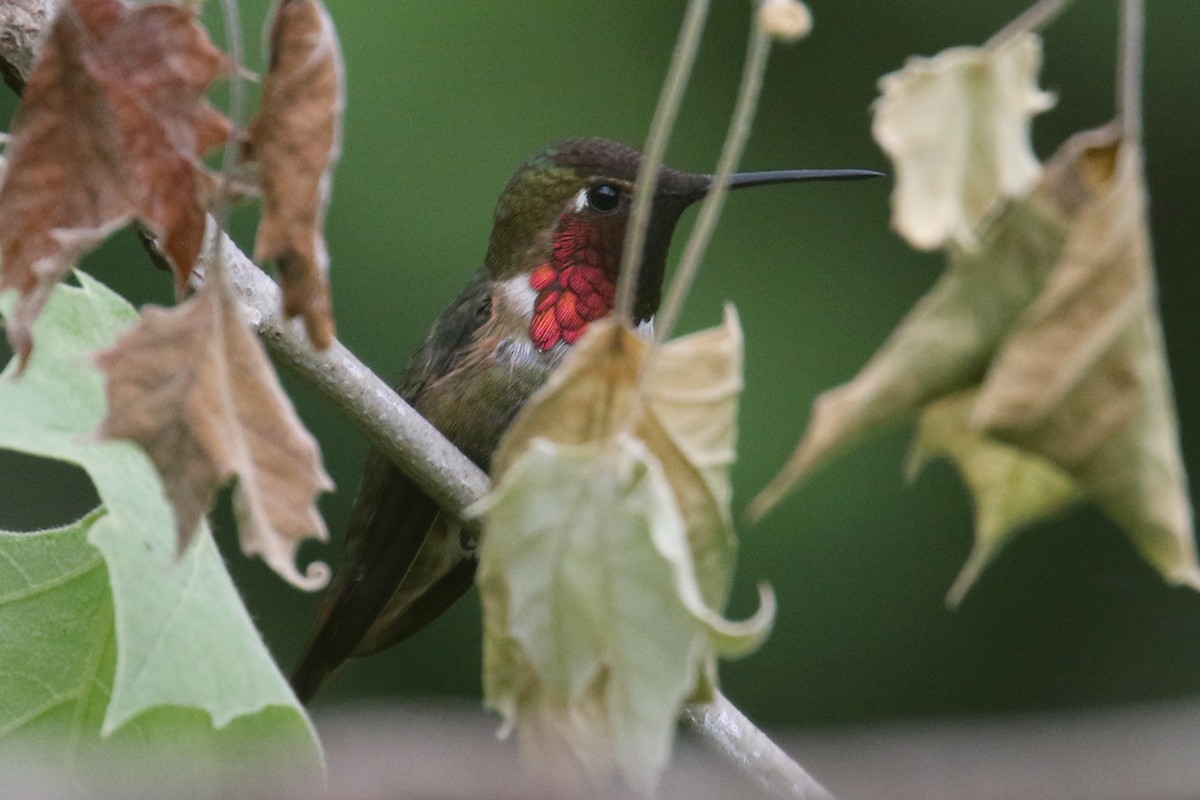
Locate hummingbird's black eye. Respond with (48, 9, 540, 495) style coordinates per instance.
(585, 183, 621, 213)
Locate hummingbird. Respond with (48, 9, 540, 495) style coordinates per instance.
(291, 138, 879, 702)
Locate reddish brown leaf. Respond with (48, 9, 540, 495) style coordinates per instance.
(246, 0, 344, 350)
(95, 276, 332, 590)
(0, 0, 230, 366)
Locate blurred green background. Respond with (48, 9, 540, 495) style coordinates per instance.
(2, 0, 1198, 731)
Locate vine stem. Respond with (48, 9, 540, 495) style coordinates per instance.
(613, 0, 710, 323)
(653, 20, 772, 346)
(1116, 0, 1143, 143)
(214, 0, 247, 231)
(0, 5, 835, 797)
(985, 0, 1075, 49)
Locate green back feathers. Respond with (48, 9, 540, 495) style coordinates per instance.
(484, 155, 581, 279)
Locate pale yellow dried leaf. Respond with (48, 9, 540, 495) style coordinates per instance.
(246, 0, 344, 350)
(872, 32, 1054, 251)
(482, 311, 770, 793)
(495, 307, 745, 608)
(477, 437, 772, 796)
(747, 195, 1065, 522)
(95, 277, 332, 589)
(908, 391, 1082, 606)
(753, 123, 1198, 596)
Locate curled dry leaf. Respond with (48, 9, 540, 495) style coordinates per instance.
(95, 276, 332, 590)
(0, 0, 231, 366)
(747, 191, 1067, 520)
(479, 311, 773, 794)
(872, 32, 1055, 251)
(753, 125, 1199, 598)
(908, 390, 1082, 606)
(974, 132, 1196, 587)
(245, 0, 345, 350)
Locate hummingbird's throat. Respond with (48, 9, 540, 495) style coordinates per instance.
(528, 214, 619, 351)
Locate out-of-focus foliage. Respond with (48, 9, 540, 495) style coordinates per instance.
(753, 24, 1196, 604)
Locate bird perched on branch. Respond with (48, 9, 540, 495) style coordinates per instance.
(291, 138, 878, 702)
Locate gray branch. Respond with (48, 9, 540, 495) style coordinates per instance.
(684, 694, 834, 800)
(0, 4, 832, 798)
(206, 229, 491, 525)
(211, 194, 833, 800)
(0, 0, 53, 93)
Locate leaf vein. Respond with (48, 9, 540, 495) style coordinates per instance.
(0, 553, 104, 604)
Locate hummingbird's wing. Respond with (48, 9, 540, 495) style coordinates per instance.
(290, 278, 495, 703)
(351, 539, 478, 657)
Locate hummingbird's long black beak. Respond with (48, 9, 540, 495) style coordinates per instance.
(721, 168, 885, 190)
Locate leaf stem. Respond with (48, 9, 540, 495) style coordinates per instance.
(613, 0, 711, 323)
(986, 0, 1075, 49)
(1116, 0, 1144, 143)
(214, 0, 247, 231)
(653, 19, 773, 346)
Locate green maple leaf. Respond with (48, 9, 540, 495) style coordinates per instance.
(0, 273, 321, 773)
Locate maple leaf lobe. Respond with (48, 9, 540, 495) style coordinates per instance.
(96, 280, 332, 589)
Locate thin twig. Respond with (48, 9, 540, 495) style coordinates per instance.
(214, 0, 247, 231)
(653, 21, 772, 346)
(613, 0, 711, 322)
(684, 692, 834, 800)
(1116, 0, 1143, 143)
(985, 0, 1075, 49)
(201, 223, 491, 526)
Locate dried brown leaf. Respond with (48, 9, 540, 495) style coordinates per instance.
(95, 277, 332, 590)
(975, 131, 1197, 586)
(245, 0, 344, 350)
(974, 131, 1144, 433)
(0, 0, 230, 365)
(753, 125, 1198, 596)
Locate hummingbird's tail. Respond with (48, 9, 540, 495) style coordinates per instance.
(291, 645, 333, 705)
(289, 451, 442, 703)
